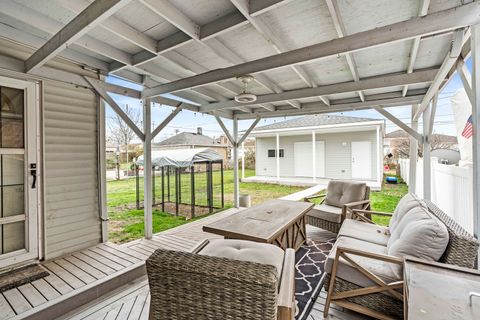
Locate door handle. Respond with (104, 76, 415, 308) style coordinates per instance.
(30, 163, 37, 189)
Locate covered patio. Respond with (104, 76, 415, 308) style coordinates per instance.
(0, 0, 480, 319)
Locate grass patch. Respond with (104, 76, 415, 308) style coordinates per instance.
(370, 173, 408, 226)
(107, 169, 306, 243)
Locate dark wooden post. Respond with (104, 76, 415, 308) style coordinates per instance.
(152, 166, 156, 206)
(175, 167, 179, 216)
(135, 164, 140, 209)
(167, 166, 170, 202)
(220, 161, 224, 208)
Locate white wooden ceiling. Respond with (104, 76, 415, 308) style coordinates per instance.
(0, 0, 473, 119)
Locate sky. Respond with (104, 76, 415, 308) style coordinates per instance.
(105, 57, 472, 144)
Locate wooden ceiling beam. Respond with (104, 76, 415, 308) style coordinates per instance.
(143, 2, 480, 98)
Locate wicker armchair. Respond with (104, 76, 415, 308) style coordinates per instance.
(323, 194, 479, 319)
(146, 239, 296, 320)
(305, 180, 371, 233)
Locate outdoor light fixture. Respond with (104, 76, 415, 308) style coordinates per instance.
(235, 75, 257, 103)
(342, 142, 347, 147)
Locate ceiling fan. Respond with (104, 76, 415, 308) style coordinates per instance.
(234, 75, 257, 103)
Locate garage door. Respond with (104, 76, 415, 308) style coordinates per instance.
(294, 141, 325, 177)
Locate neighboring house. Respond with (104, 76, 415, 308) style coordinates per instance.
(385, 129, 458, 159)
(153, 128, 229, 164)
(250, 115, 384, 184)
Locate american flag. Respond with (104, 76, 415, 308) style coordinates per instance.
(462, 115, 473, 139)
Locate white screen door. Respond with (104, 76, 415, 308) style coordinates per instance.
(351, 141, 372, 179)
(294, 141, 325, 177)
(0, 77, 38, 269)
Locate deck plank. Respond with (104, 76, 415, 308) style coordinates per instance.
(115, 297, 136, 320)
(17, 283, 48, 307)
(88, 247, 133, 267)
(99, 243, 144, 263)
(43, 262, 85, 290)
(0, 293, 16, 319)
(63, 255, 107, 280)
(42, 271, 74, 295)
(31, 278, 61, 301)
(73, 252, 116, 275)
(80, 249, 125, 271)
(54, 259, 97, 284)
(3, 288, 32, 314)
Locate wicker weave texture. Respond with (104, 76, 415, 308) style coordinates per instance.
(306, 215, 341, 234)
(324, 274, 403, 319)
(425, 200, 479, 268)
(146, 249, 279, 320)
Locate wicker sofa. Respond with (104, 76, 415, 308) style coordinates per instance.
(305, 180, 371, 233)
(323, 193, 479, 319)
(146, 239, 296, 320)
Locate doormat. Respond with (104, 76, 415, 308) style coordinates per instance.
(0, 264, 49, 292)
(294, 237, 336, 320)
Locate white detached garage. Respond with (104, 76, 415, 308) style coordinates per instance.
(249, 115, 384, 187)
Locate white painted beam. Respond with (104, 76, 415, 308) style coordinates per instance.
(429, 94, 438, 136)
(312, 131, 316, 182)
(2, 1, 133, 67)
(200, 69, 437, 112)
(373, 106, 423, 142)
(56, 0, 157, 53)
(143, 98, 153, 239)
(237, 116, 261, 146)
(325, 0, 365, 102)
(151, 104, 183, 138)
(423, 102, 432, 200)
(276, 133, 280, 181)
(139, 0, 200, 39)
(409, 105, 419, 194)
(234, 92, 425, 119)
(143, 2, 480, 97)
(457, 58, 474, 105)
(233, 118, 240, 208)
(249, 0, 295, 17)
(25, 0, 130, 72)
(471, 23, 480, 246)
(403, 0, 430, 96)
(215, 116, 235, 146)
(84, 77, 145, 140)
(414, 29, 466, 120)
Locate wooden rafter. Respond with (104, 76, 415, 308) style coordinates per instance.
(25, 0, 131, 72)
(143, 2, 480, 98)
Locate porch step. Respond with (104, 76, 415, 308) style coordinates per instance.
(17, 260, 145, 320)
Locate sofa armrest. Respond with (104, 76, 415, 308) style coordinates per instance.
(350, 209, 393, 224)
(277, 248, 295, 320)
(341, 199, 371, 222)
(304, 193, 326, 203)
(335, 246, 403, 265)
(190, 239, 210, 254)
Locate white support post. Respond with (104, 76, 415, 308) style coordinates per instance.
(276, 133, 280, 181)
(377, 126, 382, 186)
(98, 95, 108, 242)
(241, 142, 245, 180)
(409, 105, 419, 194)
(143, 98, 153, 239)
(471, 24, 480, 243)
(312, 131, 316, 182)
(423, 103, 432, 200)
(233, 117, 240, 208)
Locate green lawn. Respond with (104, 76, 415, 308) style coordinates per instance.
(107, 168, 407, 243)
(107, 169, 305, 243)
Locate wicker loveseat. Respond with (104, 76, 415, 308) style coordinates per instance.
(146, 239, 296, 320)
(305, 180, 371, 233)
(323, 193, 479, 319)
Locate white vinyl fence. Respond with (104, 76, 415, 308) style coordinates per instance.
(398, 158, 474, 233)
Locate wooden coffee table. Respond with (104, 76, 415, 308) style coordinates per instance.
(202, 199, 314, 251)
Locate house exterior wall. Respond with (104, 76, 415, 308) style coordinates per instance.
(255, 130, 379, 180)
(43, 81, 101, 259)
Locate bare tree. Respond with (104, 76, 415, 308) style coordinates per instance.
(107, 104, 141, 169)
(392, 134, 458, 159)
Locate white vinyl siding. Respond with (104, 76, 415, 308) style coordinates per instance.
(255, 130, 379, 180)
(43, 81, 101, 259)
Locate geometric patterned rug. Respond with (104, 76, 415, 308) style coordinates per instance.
(294, 237, 336, 320)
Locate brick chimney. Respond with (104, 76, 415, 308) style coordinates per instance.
(197, 127, 203, 135)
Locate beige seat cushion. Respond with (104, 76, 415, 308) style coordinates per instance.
(325, 236, 401, 289)
(324, 180, 367, 208)
(199, 239, 284, 275)
(338, 219, 390, 246)
(308, 204, 343, 223)
(387, 206, 449, 277)
(389, 193, 427, 231)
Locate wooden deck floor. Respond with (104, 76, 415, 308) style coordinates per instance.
(1, 208, 369, 320)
